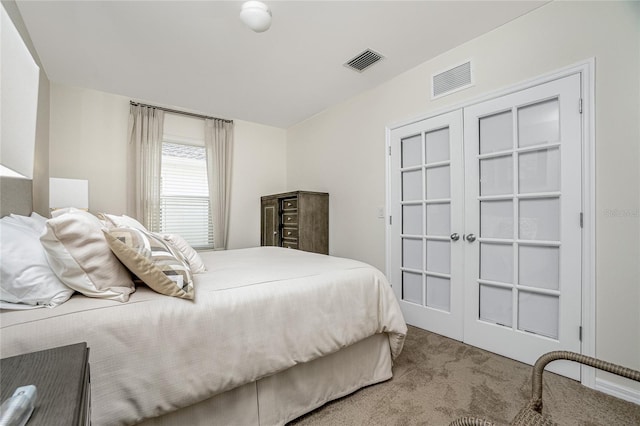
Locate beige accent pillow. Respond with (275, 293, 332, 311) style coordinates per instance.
(40, 210, 135, 302)
(104, 227, 194, 300)
(162, 234, 207, 274)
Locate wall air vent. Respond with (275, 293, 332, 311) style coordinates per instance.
(344, 49, 384, 73)
(431, 60, 473, 99)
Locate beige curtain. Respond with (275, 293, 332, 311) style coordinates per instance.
(127, 105, 164, 231)
(204, 118, 233, 249)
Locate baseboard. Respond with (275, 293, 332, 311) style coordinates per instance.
(595, 377, 640, 405)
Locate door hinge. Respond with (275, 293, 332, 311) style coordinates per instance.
(388, 146, 391, 155)
(580, 212, 583, 228)
(579, 326, 582, 341)
(389, 215, 392, 225)
(579, 98, 583, 114)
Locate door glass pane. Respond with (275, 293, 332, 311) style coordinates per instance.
(426, 203, 450, 236)
(480, 110, 513, 154)
(519, 245, 559, 290)
(519, 198, 559, 241)
(402, 238, 423, 270)
(480, 200, 513, 239)
(518, 291, 559, 339)
(518, 98, 559, 147)
(519, 148, 560, 194)
(425, 165, 450, 199)
(426, 240, 450, 274)
(426, 276, 450, 311)
(480, 243, 513, 283)
(402, 271, 422, 304)
(480, 284, 512, 327)
(402, 204, 423, 235)
(480, 155, 513, 196)
(402, 170, 422, 201)
(401, 134, 422, 167)
(425, 127, 449, 164)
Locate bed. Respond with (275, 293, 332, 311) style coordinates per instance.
(0, 177, 407, 426)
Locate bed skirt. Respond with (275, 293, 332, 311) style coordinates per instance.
(138, 333, 393, 426)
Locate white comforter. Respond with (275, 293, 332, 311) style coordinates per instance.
(0, 247, 407, 425)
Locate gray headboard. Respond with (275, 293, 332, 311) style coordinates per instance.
(0, 176, 33, 217)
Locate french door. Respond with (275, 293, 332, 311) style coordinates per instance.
(389, 73, 583, 378)
(389, 110, 464, 340)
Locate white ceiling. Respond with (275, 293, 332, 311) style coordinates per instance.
(16, 1, 545, 128)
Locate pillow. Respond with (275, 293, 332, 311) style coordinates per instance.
(104, 227, 194, 300)
(51, 207, 83, 218)
(9, 212, 48, 235)
(40, 210, 135, 302)
(101, 213, 147, 231)
(0, 218, 74, 309)
(162, 234, 206, 274)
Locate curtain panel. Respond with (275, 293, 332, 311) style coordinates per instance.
(127, 105, 164, 231)
(204, 119, 234, 250)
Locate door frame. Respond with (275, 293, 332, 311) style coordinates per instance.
(385, 59, 596, 388)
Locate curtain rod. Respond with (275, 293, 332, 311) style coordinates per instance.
(129, 101, 233, 123)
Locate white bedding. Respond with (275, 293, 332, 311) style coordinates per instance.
(0, 247, 407, 425)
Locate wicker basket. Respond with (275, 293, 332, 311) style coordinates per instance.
(449, 351, 640, 426)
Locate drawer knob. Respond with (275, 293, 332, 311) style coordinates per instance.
(287, 203, 291, 207)
(287, 232, 291, 236)
(287, 217, 291, 221)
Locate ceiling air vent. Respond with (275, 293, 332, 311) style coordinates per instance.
(344, 49, 384, 73)
(432, 61, 473, 99)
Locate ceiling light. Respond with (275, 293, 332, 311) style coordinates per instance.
(240, 1, 272, 33)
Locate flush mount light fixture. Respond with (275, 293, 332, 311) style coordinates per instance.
(239, 1, 272, 33)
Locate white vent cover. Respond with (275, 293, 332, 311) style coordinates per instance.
(344, 49, 384, 73)
(431, 61, 473, 99)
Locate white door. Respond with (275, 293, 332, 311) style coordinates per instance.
(388, 73, 583, 379)
(463, 74, 582, 378)
(389, 110, 464, 340)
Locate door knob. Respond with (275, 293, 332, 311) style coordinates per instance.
(465, 233, 476, 243)
(450, 233, 460, 241)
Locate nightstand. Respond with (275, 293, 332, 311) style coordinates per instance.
(0, 342, 91, 426)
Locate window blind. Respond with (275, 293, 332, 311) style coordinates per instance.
(161, 142, 213, 249)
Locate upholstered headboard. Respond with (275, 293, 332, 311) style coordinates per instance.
(0, 176, 33, 217)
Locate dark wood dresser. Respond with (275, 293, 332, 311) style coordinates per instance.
(0, 342, 91, 426)
(261, 191, 329, 254)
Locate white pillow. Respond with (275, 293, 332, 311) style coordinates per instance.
(40, 209, 135, 302)
(163, 234, 207, 273)
(101, 213, 147, 231)
(0, 218, 74, 309)
(9, 212, 48, 235)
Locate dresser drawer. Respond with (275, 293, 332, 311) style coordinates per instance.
(282, 227, 298, 239)
(282, 212, 297, 225)
(282, 240, 298, 249)
(281, 198, 298, 211)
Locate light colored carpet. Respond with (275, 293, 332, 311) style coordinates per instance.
(290, 326, 640, 425)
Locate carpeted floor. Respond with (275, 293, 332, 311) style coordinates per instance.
(289, 326, 640, 425)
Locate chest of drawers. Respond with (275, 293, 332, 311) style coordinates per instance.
(261, 191, 329, 254)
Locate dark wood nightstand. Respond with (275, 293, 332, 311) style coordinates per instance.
(0, 342, 91, 426)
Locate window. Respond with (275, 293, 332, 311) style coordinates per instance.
(160, 141, 213, 249)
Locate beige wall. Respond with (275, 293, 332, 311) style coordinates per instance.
(287, 0, 640, 387)
(228, 120, 287, 249)
(49, 83, 287, 249)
